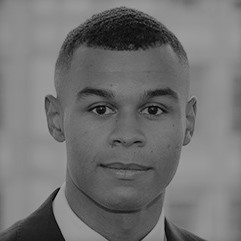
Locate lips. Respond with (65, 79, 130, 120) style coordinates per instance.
(100, 162, 151, 171)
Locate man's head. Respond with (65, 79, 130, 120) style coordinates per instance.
(54, 6, 189, 98)
(45, 7, 196, 212)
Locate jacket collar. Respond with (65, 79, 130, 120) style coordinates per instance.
(19, 188, 194, 241)
(20, 188, 65, 241)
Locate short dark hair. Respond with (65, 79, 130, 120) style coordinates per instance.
(55, 6, 188, 90)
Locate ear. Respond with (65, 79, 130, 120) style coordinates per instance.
(183, 96, 197, 146)
(45, 95, 65, 142)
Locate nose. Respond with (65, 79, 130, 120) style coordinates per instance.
(108, 113, 146, 148)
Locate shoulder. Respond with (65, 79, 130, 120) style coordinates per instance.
(0, 189, 64, 241)
(0, 221, 21, 241)
(165, 218, 208, 241)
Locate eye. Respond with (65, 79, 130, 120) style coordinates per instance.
(89, 105, 115, 116)
(140, 105, 164, 116)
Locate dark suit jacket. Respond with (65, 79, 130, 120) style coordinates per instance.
(0, 189, 207, 241)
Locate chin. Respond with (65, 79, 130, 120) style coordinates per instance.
(101, 187, 148, 212)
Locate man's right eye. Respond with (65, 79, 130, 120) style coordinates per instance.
(89, 105, 116, 116)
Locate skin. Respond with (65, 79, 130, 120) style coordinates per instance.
(45, 45, 196, 241)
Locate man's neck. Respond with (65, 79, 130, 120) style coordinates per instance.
(65, 175, 165, 241)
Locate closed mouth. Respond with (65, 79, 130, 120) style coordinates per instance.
(100, 162, 152, 171)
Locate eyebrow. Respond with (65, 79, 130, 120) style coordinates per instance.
(77, 87, 114, 100)
(76, 87, 178, 101)
(142, 88, 179, 101)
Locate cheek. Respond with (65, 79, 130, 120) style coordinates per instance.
(150, 124, 184, 186)
(64, 118, 94, 169)
(156, 141, 181, 170)
(64, 112, 110, 173)
(163, 142, 182, 174)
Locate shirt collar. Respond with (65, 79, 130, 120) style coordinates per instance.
(53, 183, 165, 241)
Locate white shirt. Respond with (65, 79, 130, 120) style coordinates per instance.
(53, 184, 166, 241)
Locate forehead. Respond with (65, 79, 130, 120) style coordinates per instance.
(64, 46, 189, 101)
(70, 45, 184, 73)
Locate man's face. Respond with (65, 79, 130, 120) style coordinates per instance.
(56, 46, 193, 211)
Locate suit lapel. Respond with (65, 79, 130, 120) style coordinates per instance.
(165, 218, 207, 241)
(18, 189, 205, 241)
(19, 188, 65, 241)
(165, 218, 185, 241)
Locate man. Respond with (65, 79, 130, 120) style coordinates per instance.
(0, 6, 207, 241)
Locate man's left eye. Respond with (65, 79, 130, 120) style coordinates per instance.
(140, 105, 164, 116)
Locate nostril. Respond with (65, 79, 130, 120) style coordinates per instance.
(133, 140, 145, 147)
(110, 138, 145, 148)
(111, 139, 122, 147)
